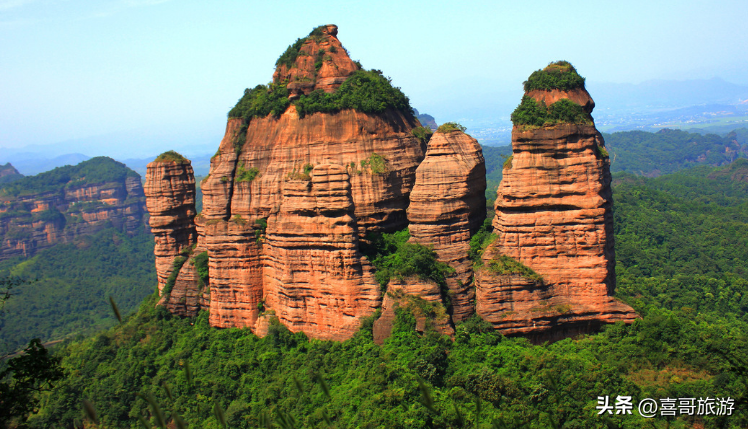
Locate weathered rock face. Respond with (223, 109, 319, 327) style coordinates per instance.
(0, 157, 147, 261)
(262, 164, 382, 340)
(203, 216, 262, 328)
(476, 80, 637, 340)
(144, 160, 197, 294)
(273, 24, 359, 98)
(526, 88, 594, 113)
(408, 130, 486, 321)
(203, 108, 425, 236)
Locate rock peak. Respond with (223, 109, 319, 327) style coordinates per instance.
(322, 24, 338, 36)
(272, 24, 359, 98)
(523, 60, 594, 114)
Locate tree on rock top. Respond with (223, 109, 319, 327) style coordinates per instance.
(523, 60, 586, 92)
(228, 25, 414, 121)
(154, 151, 189, 163)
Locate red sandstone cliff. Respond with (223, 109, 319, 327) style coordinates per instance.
(262, 164, 382, 340)
(408, 130, 486, 322)
(476, 68, 637, 341)
(148, 32, 632, 344)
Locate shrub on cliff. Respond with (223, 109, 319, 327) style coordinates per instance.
(228, 84, 291, 120)
(523, 60, 586, 92)
(154, 151, 187, 163)
(488, 255, 543, 283)
(411, 126, 433, 144)
(511, 96, 592, 127)
(361, 229, 454, 293)
(468, 219, 496, 264)
(235, 163, 260, 182)
(436, 122, 466, 133)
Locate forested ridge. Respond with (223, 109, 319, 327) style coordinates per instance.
(1, 132, 748, 428)
(0, 159, 743, 428)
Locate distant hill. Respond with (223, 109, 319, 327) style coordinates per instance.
(604, 128, 747, 176)
(0, 163, 23, 185)
(0, 157, 147, 261)
(413, 108, 437, 131)
(0, 158, 155, 355)
(0, 153, 91, 176)
(590, 77, 748, 111)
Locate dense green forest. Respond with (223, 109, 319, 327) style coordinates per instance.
(2, 130, 748, 427)
(604, 128, 747, 176)
(0, 157, 743, 428)
(481, 145, 512, 200)
(0, 226, 155, 355)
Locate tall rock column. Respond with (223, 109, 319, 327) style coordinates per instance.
(476, 62, 637, 341)
(144, 153, 197, 296)
(408, 129, 486, 321)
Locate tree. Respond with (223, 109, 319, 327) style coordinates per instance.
(0, 276, 64, 427)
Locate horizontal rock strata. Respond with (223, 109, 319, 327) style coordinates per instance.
(144, 160, 197, 294)
(262, 164, 382, 340)
(408, 130, 486, 321)
(478, 102, 637, 339)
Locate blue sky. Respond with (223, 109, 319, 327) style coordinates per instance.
(1, 0, 747, 157)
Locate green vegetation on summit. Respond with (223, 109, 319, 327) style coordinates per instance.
(294, 70, 412, 117)
(511, 96, 592, 127)
(436, 122, 466, 133)
(274, 25, 328, 69)
(153, 151, 188, 163)
(511, 61, 592, 127)
(228, 25, 413, 121)
(228, 70, 413, 120)
(522, 61, 586, 92)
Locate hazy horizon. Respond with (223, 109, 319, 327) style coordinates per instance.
(2, 0, 747, 158)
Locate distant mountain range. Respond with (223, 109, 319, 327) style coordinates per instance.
(3, 76, 748, 164)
